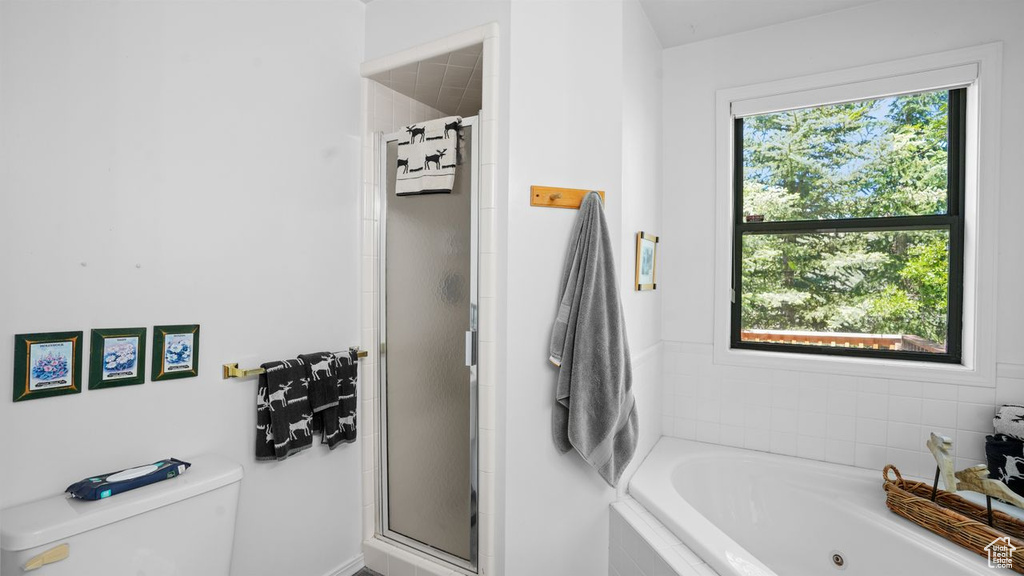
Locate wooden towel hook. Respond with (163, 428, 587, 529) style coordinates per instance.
(530, 186, 605, 209)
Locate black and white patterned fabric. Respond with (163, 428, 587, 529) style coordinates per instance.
(396, 116, 461, 196)
(986, 434, 1024, 498)
(297, 351, 341, 442)
(255, 359, 313, 461)
(994, 405, 1024, 441)
(331, 349, 358, 446)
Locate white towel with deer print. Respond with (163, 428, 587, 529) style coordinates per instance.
(256, 359, 314, 461)
(396, 116, 461, 196)
(995, 405, 1024, 441)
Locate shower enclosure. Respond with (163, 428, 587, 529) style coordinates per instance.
(377, 117, 478, 571)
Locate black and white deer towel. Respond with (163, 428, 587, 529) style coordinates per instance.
(994, 405, 1024, 441)
(297, 351, 341, 443)
(333, 349, 358, 446)
(396, 116, 462, 196)
(255, 359, 314, 461)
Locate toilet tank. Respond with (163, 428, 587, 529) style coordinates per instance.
(1, 454, 243, 576)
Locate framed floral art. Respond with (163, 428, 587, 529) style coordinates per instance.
(89, 327, 147, 389)
(152, 324, 200, 381)
(13, 331, 84, 401)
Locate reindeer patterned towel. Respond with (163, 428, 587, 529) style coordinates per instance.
(332, 349, 358, 446)
(986, 434, 1024, 498)
(297, 351, 340, 439)
(995, 405, 1024, 440)
(396, 116, 461, 196)
(256, 359, 313, 461)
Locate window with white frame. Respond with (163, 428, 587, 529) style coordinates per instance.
(731, 87, 966, 363)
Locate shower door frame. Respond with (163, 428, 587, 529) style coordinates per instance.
(376, 115, 480, 573)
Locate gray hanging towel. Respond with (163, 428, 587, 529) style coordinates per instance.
(395, 116, 461, 196)
(549, 191, 638, 486)
(255, 359, 313, 461)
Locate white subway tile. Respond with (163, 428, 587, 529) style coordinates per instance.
(770, 407, 798, 433)
(742, 403, 771, 430)
(696, 398, 721, 423)
(826, 439, 856, 465)
(922, 399, 958, 428)
(721, 425, 744, 447)
(363, 539, 388, 574)
(888, 379, 923, 398)
(798, 385, 827, 413)
(610, 544, 630, 576)
(959, 386, 996, 404)
(696, 421, 720, 443)
(957, 402, 995, 433)
(798, 411, 826, 438)
(826, 415, 856, 441)
(623, 521, 643, 562)
(770, 431, 798, 456)
(857, 417, 887, 445)
(773, 384, 800, 408)
(675, 395, 695, 420)
(956, 430, 988, 462)
(924, 383, 959, 400)
(673, 375, 697, 398)
(696, 378, 720, 400)
(888, 396, 922, 424)
(720, 403, 744, 427)
(857, 393, 888, 419)
(741, 381, 773, 406)
(744, 428, 771, 452)
(858, 377, 889, 394)
(827, 390, 857, 416)
(674, 419, 696, 440)
(887, 421, 922, 451)
(827, 374, 860, 391)
(797, 435, 826, 460)
(855, 443, 887, 469)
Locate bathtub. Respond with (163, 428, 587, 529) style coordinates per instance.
(629, 438, 993, 576)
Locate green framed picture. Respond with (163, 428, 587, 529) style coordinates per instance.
(89, 327, 147, 389)
(152, 324, 200, 381)
(13, 331, 84, 402)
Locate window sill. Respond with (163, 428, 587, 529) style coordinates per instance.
(712, 343, 994, 388)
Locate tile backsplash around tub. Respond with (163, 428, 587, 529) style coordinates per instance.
(661, 341, 1024, 480)
(610, 499, 718, 576)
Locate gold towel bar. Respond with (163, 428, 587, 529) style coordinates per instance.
(222, 347, 368, 379)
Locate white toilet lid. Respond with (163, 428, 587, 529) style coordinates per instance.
(0, 454, 243, 552)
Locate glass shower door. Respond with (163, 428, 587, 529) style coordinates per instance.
(379, 120, 477, 570)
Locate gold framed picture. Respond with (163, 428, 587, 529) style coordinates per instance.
(635, 231, 658, 291)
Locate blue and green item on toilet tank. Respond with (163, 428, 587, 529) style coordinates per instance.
(65, 458, 191, 500)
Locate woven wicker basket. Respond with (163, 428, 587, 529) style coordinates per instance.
(883, 464, 1024, 573)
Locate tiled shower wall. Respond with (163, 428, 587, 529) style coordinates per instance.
(661, 342, 1024, 480)
(368, 81, 446, 137)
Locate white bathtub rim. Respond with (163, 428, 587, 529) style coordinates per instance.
(628, 437, 993, 576)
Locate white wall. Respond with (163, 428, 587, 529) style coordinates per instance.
(504, 1, 663, 574)
(660, 1, 1024, 480)
(0, 2, 366, 576)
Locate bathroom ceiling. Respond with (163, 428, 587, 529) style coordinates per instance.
(370, 44, 483, 118)
(638, 0, 876, 47)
